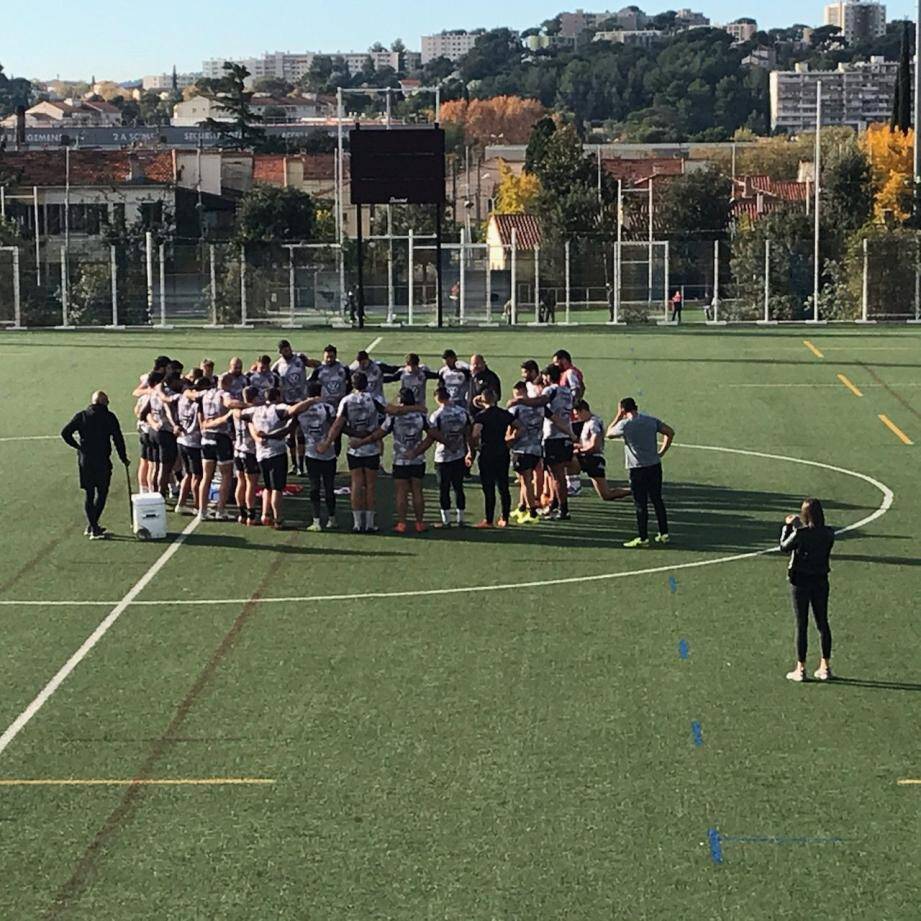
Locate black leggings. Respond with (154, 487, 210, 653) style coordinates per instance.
(790, 578, 832, 661)
(307, 460, 336, 519)
(83, 482, 110, 532)
(479, 454, 511, 523)
(629, 464, 668, 540)
(437, 459, 466, 511)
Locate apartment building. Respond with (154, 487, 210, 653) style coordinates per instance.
(593, 28, 663, 47)
(823, 0, 886, 43)
(202, 49, 420, 83)
(770, 57, 899, 132)
(420, 30, 486, 63)
(141, 72, 200, 92)
(724, 19, 758, 43)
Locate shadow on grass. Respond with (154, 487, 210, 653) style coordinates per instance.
(828, 677, 921, 693)
(832, 553, 921, 567)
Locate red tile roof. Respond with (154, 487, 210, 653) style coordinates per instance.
(251, 153, 337, 185)
(0, 150, 174, 188)
(491, 213, 542, 249)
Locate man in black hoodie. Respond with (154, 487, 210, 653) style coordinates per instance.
(61, 392, 129, 539)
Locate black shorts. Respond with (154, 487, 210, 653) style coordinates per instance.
(579, 454, 606, 479)
(235, 453, 259, 475)
(347, 453, 381, 471)
(543, 439, 574, 466)
(79, 461, 112, 491)
(393, 463, 425, 480)
(152, 429, 178, 466)
(512, 452, 541, 473)
(202, 433, 233, 464)
(139, 431, 157, 462)
(260, 453, 288, 491)
(179, 445, 203, 478)
(306, 457, 337, 478)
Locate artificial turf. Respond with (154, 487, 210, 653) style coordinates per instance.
(0, 324, 919, 920)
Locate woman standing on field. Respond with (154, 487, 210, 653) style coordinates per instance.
(780, 497, 836, 682)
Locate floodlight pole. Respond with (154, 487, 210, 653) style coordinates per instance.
(356, 201, 365, 329)
(914, 5, 920, 212)
(811, 80, 822, 323)
(435, 201, 444, 328)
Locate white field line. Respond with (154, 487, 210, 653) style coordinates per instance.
(0, 435, 59, 443)
(0, 444, 893, 611)
(366, 336, 383, 352)
(0, 516, 201, 758)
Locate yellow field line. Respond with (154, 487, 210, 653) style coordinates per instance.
(897, 779, 921, 785)
(0, 778, 276, 787)
(803, 340, 824, 358)
(836, 374, 863, 397)
(878, 415, 914, 445)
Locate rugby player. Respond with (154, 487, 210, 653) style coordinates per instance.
(572, 400, 631, 501)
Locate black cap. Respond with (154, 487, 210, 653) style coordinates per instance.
(442, 348, 456, 359)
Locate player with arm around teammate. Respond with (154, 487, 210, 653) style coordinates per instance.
(175, 378, 208, 514)
(506, 381, 545, 524)
(318, 371, 386, 533)
(354, 387, 432, 534)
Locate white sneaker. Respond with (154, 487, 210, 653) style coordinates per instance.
(786, 668, 806, 682)
(567, 480, 582, 496)
(813, 666, 833, 681)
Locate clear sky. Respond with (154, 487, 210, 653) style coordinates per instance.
(3, 0, 917, 82)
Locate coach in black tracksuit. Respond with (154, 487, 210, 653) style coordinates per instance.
(470, 389, 513, 527)
(61, 392, 129, 539)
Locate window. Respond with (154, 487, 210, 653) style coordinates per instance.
(140, 201, 164, 229)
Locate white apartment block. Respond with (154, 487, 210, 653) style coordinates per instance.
(770, 57, 900, 132)
(141, 72, 200, 91)
(724, 19, 758, 43)
(202, 49, 420, 83)
(823, 0, 886, 43)
(420, 30, 486, 63)
(593, 29, 663, 47)
(558, 8, 648, 37)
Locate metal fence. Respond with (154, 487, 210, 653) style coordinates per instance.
(2, 232, 920, 328)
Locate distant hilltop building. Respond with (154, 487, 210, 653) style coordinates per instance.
(142, 72, 200, 92)
(420, 30, 488, 63)
(724, 18, 758, 43)
(202, 49, 421, 84)
(823, 0, 886, 43)
(770, 57, 901, 132)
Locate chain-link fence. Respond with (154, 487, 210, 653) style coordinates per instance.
(4, 232, 921, 328)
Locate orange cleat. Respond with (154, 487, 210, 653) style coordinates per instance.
(496, 518, 509, 528)
(414, 521, 428, 533)
(474, 519, 493, 529)
(393, 521, 407, 534)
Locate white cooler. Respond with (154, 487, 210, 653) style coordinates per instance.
(132, 493, 167, 540)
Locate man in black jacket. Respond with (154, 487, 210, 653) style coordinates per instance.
(61, 392, 129, 539)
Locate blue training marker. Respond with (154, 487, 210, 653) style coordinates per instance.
(708, 828, 723, 864)
(691, 721, 704, 747)
(678, 639, 689, 659)
(668, 576, 678, 594)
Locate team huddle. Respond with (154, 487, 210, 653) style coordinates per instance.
(131, 341, 675, 544)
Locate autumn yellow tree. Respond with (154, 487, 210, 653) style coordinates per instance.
(862, 123, 915, 221)
(440, 96, 546, 146)
(493, 160, 540, 213)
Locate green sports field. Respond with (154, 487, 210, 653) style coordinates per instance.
(0, 324, 919, 920)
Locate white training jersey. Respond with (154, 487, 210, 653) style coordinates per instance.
(234, 411, 256, 456)
(429, 404, 471, 464)
(245, 404, 290, 461)
(176, 395, 202, 448)
(507, 403, 544, 456)
(272, 354, 309, 403)
(297, 402, 337, 462)
(248, 369, 278, 397)
(337, 392, 385, 457)
(541, 383, 574, 442)
(200, 388, 231, 444)
(580, 414, 605, 457)
(311, 361, 350, 405)
(437, 363, 472, 406)
(381, 412, 428, 466)
(225, 372, 247, 399)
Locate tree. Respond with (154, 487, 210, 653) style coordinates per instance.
(200, 62, 265, 148)
(822, 141, 873, 244)
(391, 38, 406, 53)
(656, 167, 732, 240)
(422, 56, 456, 83)
(440, 96, 547, 146)
(235, 186, 316, 243)
(863, 123, 914, 221)
(252, 77, 294, 97)
(460, 29, 522, 82)
(0, 64, 33, 118)
(524, 116, 556, 173)
(369, 41, 385, 53)
(301, 55, 333, 93)
(890, 21, 912, 132)
(493, 161, 540, 212)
